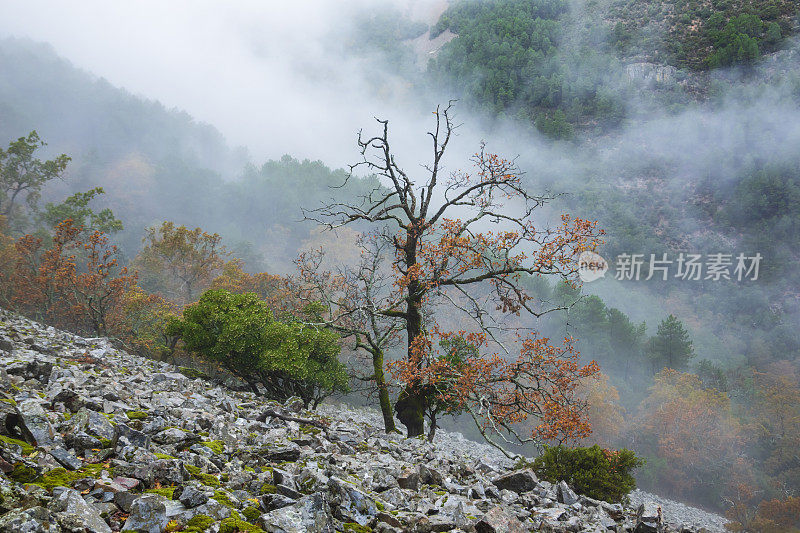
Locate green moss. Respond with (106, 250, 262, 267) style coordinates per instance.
(212, 490, 236, 509)
(199, 440, 225, 454)
(0, 398, 17, 406)
(244, 466, 255, 473)
(23, 463, 115, 492)
(145, 487, 175, 499)
(434, 490, 447, 495)
(343, 523, 373, 533)
(154, 453, 176, 460)
(242, 505, 260, 521)
(219, 516, 265, 533)
(179, 367, 210, 380)
(125, 410, 149, 420)
(98, 438, 112, 448)
(0, 434, 34, 455)
(259, 483, 277, 495)
(375, 500, 384, 511)
(198, 431, 209, 437)
(185, 464, 201, 475)
(185, 514, 214, 532)
(196, 473, 221, 488)
(9, 463, 40, 483)
(299, 424, 321, 436)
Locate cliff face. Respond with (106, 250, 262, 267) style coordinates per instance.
(0, 309, 717, 533)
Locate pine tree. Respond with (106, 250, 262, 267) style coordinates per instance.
(648, 314, 694, 371)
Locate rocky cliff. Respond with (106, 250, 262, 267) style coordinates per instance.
(0, 309, 725, 533)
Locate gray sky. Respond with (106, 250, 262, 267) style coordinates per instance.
(0, 0, 451, 166)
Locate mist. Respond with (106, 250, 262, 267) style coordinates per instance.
(2, 0, 799, 523)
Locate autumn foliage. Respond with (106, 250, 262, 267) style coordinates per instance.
(389, 328, 600, 448)
(6, 219, 135, 335)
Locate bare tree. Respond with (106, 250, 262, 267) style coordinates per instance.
(307, 103, 602, 438)
(298, 234, 403, 433)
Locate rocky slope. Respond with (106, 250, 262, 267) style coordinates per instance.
(0, 309, 724, 532)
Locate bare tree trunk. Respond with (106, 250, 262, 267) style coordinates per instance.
(372, 348, 397, 433)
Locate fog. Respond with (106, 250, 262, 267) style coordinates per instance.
(0, 0, 460, 166)
(2, 0, 799, 519)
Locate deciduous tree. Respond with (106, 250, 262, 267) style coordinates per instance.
(133, 221, 227, 304)
(309, 104, 603, 442)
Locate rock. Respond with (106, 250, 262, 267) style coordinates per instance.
(112, 423, 151, 449)
(50, 389, 83, 412)
(475, 506, 527, 533)
(492, 469, 539, 494)
(123, 494, 169, 533)
(635, 502, 663, 533)
(0, 337, 13, 353)
(17, 400, 56, 447)
(260, 493, 333, 533)
(285, 397, 304, 413)
(264, 442, 301, 462)
(397, 467, 420, 490)
(0, 506, 60, 532)
(177, 485, 209, 508)
(557, 480, 579, 505)
(49, 488, 112, 533)
(328, 476, 378, 525)
(49, 448, 83, 470)
(625, 62, 678, 85)
(152, 427, 200, 446)
(260, 493, 298, 511)
(113, 491, 139, 513)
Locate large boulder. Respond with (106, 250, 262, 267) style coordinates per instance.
(123, 494, 169, 533)
(492, 469, 539, 494)
(260, 493, 334, 533)
(0, 506, 60, 532)
(49, 488, 112, 533)
(634, 502, 663, 533)
(475, 506, 527, 533)
(556, 480, 579, 505)
(328, 476, 378, 525)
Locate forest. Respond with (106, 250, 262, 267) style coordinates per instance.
(1, 0, 800, 531)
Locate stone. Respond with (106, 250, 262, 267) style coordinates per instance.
(50, 388, 83, 412)
(49, 448, 83, 470)
(260, 493, 298, 511)
(397, 467, 420, 490)
(113, 491, 139, 513)
(492, 469, 539, 494)
(153, 427, 200, 446)
(557, 480, 579, 505)
(261, 493, 333, 533)
(112, 423, 151, 449)
(328, 476, 378, 525)
(177, 485, 209, 508)
(123, 494, 169, 533)
(18, 400, 56, 447)
(475, 506, 527, 533)
(0, 505, 60, 532)
(49, 488, 112, 533)
(634, 502, 662, 533)
(264, 442, 301, 462)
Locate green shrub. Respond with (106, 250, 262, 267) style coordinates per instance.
(532, 445, 643, 503)
(167, 289, 349, 408)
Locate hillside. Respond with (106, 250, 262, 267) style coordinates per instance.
(0, 311, 727, 532)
